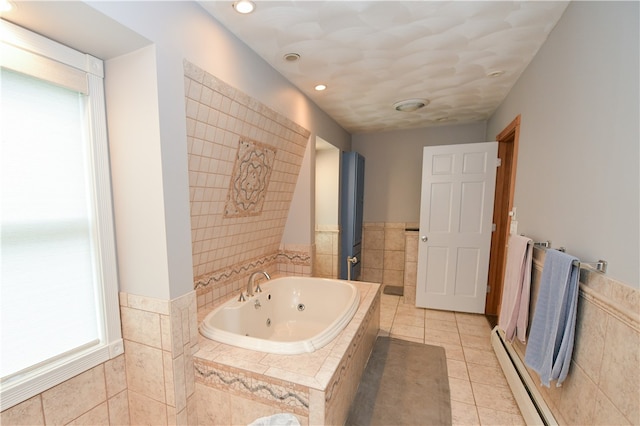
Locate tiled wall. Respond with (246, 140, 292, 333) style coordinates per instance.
(0, 357, 129, 425)
(184, 60, 312, 307)
(362, 222, 419, 291)
(403, 231, 419, 304)
(120, 291, 199, 424)
(512, 248, 640, 425)
(314, 226, 339, 279)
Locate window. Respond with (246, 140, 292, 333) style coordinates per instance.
(0, 20, 122, 410)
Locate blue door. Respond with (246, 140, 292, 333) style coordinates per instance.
(340, 152, 365, 280)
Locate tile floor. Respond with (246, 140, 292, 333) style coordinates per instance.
(379, 293, 526, 425)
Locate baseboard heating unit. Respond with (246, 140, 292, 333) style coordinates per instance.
(490, 326, 558, 426)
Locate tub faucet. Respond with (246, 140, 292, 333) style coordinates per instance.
(247, 271, 270, 297)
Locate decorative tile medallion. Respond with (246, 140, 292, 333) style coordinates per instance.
(225, 139, 276, 218)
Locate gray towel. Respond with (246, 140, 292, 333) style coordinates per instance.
(524, 249, 580, 387)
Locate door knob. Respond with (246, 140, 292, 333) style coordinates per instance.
(421, 235, 428, 242)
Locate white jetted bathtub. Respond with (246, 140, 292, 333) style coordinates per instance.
(199, 276, 360, 354)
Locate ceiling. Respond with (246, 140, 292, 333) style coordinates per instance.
(199, 1, 569, 134)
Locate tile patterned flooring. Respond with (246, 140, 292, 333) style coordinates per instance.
(379, 293, 526, 425)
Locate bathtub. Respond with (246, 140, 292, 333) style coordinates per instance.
(199, 276, 360, 354)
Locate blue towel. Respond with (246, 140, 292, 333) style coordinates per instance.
(524, 249, 580, 387)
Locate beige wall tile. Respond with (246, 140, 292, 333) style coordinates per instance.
(593, 389, 632, 425)
(163, 351, 176, 408)
(107, 391, 130, 426)
(186, 395, 198, 426)
(186, 64, 310, 291)
(104, 354, 127, 398)
(67, 401, 109, 425)
(382, 269, 403, 286)
(314, 253, 333, 276)
(126, 293, 170, 315)
(184, 344, 196, 399)
(195, 383, 230, 425)
(121, 306, 162, 348)
(404, 234, 419, 262)
(308, 389, 325, 425)
(41, 365, 107, 425)
(573, 298, 607, 384)
(363, 248, 383, 268)
(173, 354, 188, 411)
(171, 309, 186, 356)
(129, 390, 168, 426)
(557, 363, 597, 425)
(403, 261, 417, 285)
(125, 340, 166, 403)
(362, 269, 381, 282)
(181, 308, 191, 347)
(363, 228, 384, 249)
(599, 317, 640, 422)
(315, 232, 333, 255)
(383, 250, 405, 271)
(161, 314, 173, 351)
(0, 395, 44, 425)
(403, 285, 416, 305)
(384, 226, 405, 251)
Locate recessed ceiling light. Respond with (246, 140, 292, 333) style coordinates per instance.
(314, 84, 327, 91)
(232, 0, 255, 14)
(393, 98, 429, 112)
(487, 70, 505, 78)
(283, 53, 301, 62)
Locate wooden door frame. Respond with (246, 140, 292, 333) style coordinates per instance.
(485, 115, 521, 316)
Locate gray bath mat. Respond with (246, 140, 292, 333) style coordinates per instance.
(346, 337, 451, 426)
(382, 285, 404, 296)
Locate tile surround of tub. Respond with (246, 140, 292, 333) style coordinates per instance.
(508, 248, 640, 425)
(0, 358, 130, 425)
(184, 60, 311, 292)
(314, 227, 339, 279)
(194, 245, 313, 311)
(194, 281, 381, 425)
(120, 290, 199, 425)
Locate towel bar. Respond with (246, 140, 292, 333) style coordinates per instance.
(573, 259, 608, 273)
(531, 242, 608, 274)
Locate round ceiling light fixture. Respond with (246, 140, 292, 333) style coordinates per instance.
(393, 98, 429, 112)
(283, 53, 301, 62)
(314, 84, 327, 91)
(232, 0, 255, 14)
(487, 70, 505, 78)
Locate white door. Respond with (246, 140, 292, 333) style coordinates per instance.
(416, 142, 498, 313)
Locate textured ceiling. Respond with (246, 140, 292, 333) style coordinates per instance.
(199, 1, 569, 134)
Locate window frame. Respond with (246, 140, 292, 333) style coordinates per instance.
(0, 20, 122, 411)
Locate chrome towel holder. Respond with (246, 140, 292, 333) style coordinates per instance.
(528, 238, 608, 273)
